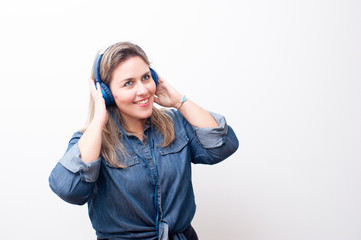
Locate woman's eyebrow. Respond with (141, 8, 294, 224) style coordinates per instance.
(142, 70, 151, 76)
(120, 70, 150, 82)
(119, 77, 135, 83)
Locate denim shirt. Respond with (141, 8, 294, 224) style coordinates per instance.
(49, 110, 239, 240)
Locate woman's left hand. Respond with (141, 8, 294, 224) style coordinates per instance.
(154, 74, 219, 128)
(154, 76, 183, 108)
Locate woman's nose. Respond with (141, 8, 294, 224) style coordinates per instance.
(136, 82, 148, 95)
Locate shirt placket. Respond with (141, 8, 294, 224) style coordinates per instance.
(134, 138, 163, 237)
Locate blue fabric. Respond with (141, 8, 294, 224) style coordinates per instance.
(49, 110, 239, 239)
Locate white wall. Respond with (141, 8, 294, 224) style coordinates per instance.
(0, 0, 360, 239)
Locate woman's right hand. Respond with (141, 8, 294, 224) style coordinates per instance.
(89, 79, 108, 128)
(77, 80, 108, 163)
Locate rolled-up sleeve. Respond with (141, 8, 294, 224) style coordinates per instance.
(192, 112, 228, 149)
(49, 132, 100, 205)
(175, 110, 239, 165)
(60, 143, 101, 182)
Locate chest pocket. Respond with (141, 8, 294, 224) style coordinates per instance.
(157, 131, 189, 156)
(104, 151, 140, 168)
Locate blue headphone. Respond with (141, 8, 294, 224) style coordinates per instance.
(93, 49, 159, 107)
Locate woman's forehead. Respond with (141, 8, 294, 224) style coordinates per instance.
(111, 56, 150, 81)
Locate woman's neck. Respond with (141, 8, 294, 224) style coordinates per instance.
(124, 118, 147, 135)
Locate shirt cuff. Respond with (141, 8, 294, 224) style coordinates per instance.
(59, 143, 101, 182)
(192, 112, 228, 148)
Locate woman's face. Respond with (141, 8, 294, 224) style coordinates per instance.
(109, 56, 156, 127)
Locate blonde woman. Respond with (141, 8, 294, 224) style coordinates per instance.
(49, 42, 239, 240)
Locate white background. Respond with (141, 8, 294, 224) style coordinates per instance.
(0, 0, 360, 239)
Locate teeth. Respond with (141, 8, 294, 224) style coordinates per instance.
(136, 99, 149, 104)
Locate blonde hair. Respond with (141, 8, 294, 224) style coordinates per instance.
(85, 42, 175, 168)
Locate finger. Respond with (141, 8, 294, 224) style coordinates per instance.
(157, 75, 165, 84)
(88, 79, 97, 96)
(89, 79, 102, 100)
(95, 82, 102, 96)
(88, 78, 95, 88)
(153, 95, 159, 104)
(155, 87, 163, 96)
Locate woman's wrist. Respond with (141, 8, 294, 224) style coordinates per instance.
(89, 118, 107, 130)
(175, 95, 187, 110)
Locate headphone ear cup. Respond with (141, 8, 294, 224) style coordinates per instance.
(99, 82, 115, 107)
(93, 53, 115, 107)
(150, 68, 158, 86)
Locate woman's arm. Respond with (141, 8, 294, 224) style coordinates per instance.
(49, 79, 107, 204)
(154, 75, 238, 164)
(172, 109, 239, 165)
(154, 76, 218, 128)
(49, 132, 101, 205)
(78, 79, 108, 163)
(176, 98, 218, 128)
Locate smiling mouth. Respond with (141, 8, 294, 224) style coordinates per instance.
(134, 98, 149, 105)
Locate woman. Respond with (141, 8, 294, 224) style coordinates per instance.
(49, 42, 239, 240)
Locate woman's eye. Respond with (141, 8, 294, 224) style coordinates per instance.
(124, 81, 133, 87)
(142, 74, 150, 81)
